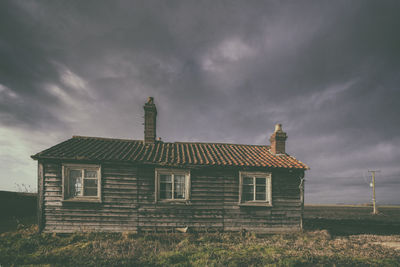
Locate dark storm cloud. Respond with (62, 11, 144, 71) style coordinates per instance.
(1, 0, 399, 203)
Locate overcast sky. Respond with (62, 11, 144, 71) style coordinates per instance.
(1, 0, 399, 204)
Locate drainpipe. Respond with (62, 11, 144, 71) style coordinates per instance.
(299, 171, 305, 231)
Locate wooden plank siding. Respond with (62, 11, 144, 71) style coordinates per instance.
(41, 161, 303, 233)
(42, 162, 138, 233)
(37, 161, 45, 232)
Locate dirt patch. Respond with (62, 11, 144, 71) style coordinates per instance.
(304, 218, 400, 236)
(374, 242, 400, 250)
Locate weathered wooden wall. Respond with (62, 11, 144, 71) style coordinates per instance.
(42, 162, 138, 233)
(41, 162, 302, 233)
(138, 166, 226, 232)
(138, 167, 302, 233)
(223, 169, 302, 232)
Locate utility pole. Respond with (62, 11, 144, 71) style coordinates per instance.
(368, 170, 380, 214)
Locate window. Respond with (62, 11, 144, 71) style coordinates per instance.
(62, 164, 101, 201)
(155, 169, 190, 201)
(239, 171, 272, 206)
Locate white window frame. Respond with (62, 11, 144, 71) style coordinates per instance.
(62, 164, 101, 202)
(155, 168, 190, 202)
(239, 171, 272, 206)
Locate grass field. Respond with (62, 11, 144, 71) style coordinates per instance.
(1, 205, 400, 266)
(304, 205, 400, 236)
(305, 205, 400, 222)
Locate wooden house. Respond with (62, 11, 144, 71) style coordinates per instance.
(32, 97, 308, 233)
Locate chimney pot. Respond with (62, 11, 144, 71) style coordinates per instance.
(274, 123, 283, 133)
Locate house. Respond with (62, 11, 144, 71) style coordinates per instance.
(31, 97, 308, 233)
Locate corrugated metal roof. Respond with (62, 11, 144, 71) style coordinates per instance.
(31, 136, 309, 169)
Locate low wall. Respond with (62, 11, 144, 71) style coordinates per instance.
(0, 191, 37, 218)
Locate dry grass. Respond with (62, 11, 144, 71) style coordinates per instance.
(1, 205, 400, 266)
(1, 225, 400, 266)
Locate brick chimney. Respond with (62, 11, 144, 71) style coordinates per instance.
(269, 123, 287, 155)
(143, 97, 157, 144)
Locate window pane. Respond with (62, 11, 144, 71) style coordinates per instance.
(243, 184, 254, 201)
(256, 178, 266, 185)
(256, 185, 266, 193)
(85, 170, 97, 178)
(256, 178, 266, 200)
(84, 178, 97, 188)
(256, 192, 266, 200)
(160, 182, 170, 191)
(243, 184, 253, 193)
(160, 174, 171, 183)
(174, 175, 185, 199)
(160, 189, 172, 199)
(160, 175, 172, 199)
(243, 177, 253, 185)
(174, 174, 185, 184)
(243, 193, 254, 201)
(84, 187, 98, 196)
(69, 170, 82, 197)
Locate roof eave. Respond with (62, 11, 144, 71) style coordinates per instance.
(29, 156, 308, 170)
